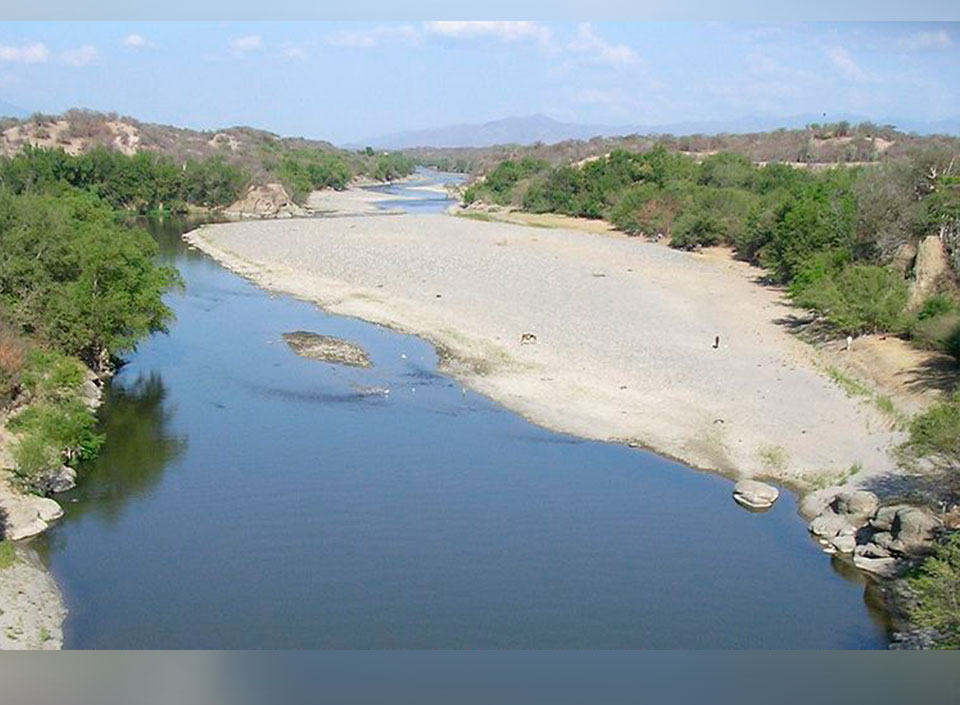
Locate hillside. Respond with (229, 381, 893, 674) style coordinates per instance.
(412, 122, 960, 175)
(0, 109, 416, 210)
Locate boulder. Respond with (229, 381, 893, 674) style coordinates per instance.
(830, 490, 879, 524)
(854, 542, 892, 559)
(732, 479, 779, 509)
(892, 507, 942, 552)
(225, 183, 307, 219)
(37, 465, 76, 494)
(853, 554, 899, 577)
(0, 493, 63, 541)
(282, 331, 372, 368)
(908, 235, 949, 310)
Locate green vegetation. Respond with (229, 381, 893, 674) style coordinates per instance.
(0, 146, 247, 212)
(7, 350, 103, 491)
(907, 532, 960, 649)
(0, 541, 15, 570)
(464, 157, 549, 206)
(0, 188, 180, 369)
(1, 179, 180, 493)
(273, 150, 352, 202)
(898, 393, 960, 474)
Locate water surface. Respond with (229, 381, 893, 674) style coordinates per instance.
(40, 173, 889, 648)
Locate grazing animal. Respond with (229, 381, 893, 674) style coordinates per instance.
(845, 335, 853, 352)
(712, 335, 720, 349)
(520, 333, 538, 345)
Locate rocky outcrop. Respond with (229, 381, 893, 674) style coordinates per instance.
(282, 331, 372, 368)
(908, 235, 950, 310)
(732, 479, 779, 510)
(805, 489, 943, 576)
(0, 486, 63, 542)
(225, 183, 307, 219)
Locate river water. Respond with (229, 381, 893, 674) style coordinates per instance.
(37, 171, 890, 648)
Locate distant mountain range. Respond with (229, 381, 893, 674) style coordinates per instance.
(0, 100, 29, 118)
(351, 113, 960, 149)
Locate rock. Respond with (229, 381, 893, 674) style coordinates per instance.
(855, 542, 892, 559)
(225, 183, 307, 219)
(870, 505, 901, 532)
(282, 331, 372, 368)
(853, 554, 899, 577)
(868, 505, 941, 555)
(798, 489, 834, 519)
(36, 465, 76, 494)
(908, 235, 949, 310)
(809, 511, 853, 539)
(732, 479, 780, 509)
(891, 242, 918, 276)
(831, 534, 857, 554)
(80, 373, 102, 410)
(830, 490, 879, 524)
(0, 493, 63, 541)
(892, 506, 942, 552)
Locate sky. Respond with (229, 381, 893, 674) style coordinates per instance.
(0, 21, 958, 144)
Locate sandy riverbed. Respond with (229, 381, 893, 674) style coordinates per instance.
(186, 203, 903, 487)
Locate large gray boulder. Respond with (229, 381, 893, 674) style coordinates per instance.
(869, 504, 942, 555)
(732, 479, 779, 510)
(831, 490, 880, 524)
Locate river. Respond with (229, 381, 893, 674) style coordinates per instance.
(36, 170, 890, 648)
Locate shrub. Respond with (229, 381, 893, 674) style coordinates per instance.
(898, 393, 960, 473)
(792, 264, 909, 335)
(670, 212, 724, 249)
(907, 533, 960, 649)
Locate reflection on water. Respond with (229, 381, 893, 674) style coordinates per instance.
(63, 374, 187, 525)
(39, 171, 891, 649)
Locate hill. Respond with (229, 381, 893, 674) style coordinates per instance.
(355, 113, 960, 151)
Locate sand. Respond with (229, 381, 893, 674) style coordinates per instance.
(185, 195, 906, 488)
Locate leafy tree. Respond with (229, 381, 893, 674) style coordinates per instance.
(0, 188, 180, 369)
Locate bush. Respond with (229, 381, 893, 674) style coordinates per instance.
(907, 533, 960, 649)
(898, 393, 960, 473)
(0, 188, 180, 368)
(792, 264, 909, 335)
(670, 212, 724, 249)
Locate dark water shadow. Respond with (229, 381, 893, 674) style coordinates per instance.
(59, 373, 187, 526)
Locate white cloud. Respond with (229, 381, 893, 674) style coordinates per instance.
(423, 21, 551, 45)
(121, 33, 152, 48)
(282, 44, 307, 59)
(0, 42, 50, 64)
(229, 35, 262, 54)
(567, 23, 638, 66)
(827, 46, 866, 82)
(325, 24, 420, 48)
(61, 45, 98, 67)
(898, 29, 952, 51)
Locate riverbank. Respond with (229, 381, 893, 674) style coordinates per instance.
(185, 207, 904, 489)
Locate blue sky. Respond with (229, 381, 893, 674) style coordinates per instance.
(0, 22, 958, 143)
